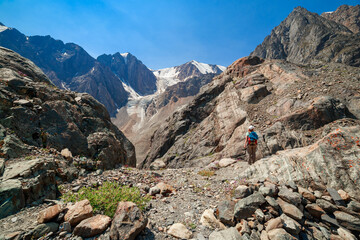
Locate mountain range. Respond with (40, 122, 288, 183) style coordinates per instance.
(0, 4, 360, 240)
(0, 23, 225, 117)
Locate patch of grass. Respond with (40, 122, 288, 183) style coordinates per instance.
(24, 155, 33, 160)
(61, 181, 151, 218)
(197, 170, 215, 177)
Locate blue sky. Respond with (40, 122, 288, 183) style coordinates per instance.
(0, 0, 358, 69)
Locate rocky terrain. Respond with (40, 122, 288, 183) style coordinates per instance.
(321, 5, 360, 34)
(113, 63, 224, 164)
(0, 46, 135, 219)
(0, 3, 360, 240)
(251, 6, 360, 67)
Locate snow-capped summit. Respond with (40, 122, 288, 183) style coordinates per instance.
(153, 60, 226, 92)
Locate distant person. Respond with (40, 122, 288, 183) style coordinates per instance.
(244, 125, 258, 165)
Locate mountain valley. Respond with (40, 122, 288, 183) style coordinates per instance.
(0, 4, 360, 240)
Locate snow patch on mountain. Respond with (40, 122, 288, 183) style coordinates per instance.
(0, 25, 9, 33)
(121, 52, 129, 64)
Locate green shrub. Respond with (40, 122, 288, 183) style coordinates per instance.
(61, 181, 151, 218)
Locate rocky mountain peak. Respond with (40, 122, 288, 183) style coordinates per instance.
(251, 5, 360, 66)
(97, 52, 157, 96)
(321, 4, 360, 33)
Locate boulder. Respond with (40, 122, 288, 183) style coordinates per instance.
(327, 188, 346, 206)
(233, 185, 252, 199)
(209, 227, 242, 240)
(278, 187, 302, 206)
(61, 148, 73, 160)
(267, 228, 295, 240)
(167, 223, 192, 239)
(316, 199, 338, 213)
(280, 214, 301, 235)
(155, 182, 175, 196)
(0, 179, 24, 219)
(38, 204, 62, 223)
(216, 200, 236, 226)
(240, 84, 270, 104)
(234, 193, 266, 220)
(347, 201, 360, 213)
(31, 222, 59, 239)
(73, 215, 111, 238)
(64, 199, 93, 226)
(265, 217, 283, 232)
(109, 201, 148, 240)
(333, 211, 360, 231)
(277, 198, 303, 222)
(298, 186, 316, 202)
(218, 158, 237, 167)
(337, 227, 357, 240)
(338, 189, 351, 202)
(200, 209, 226, 230)
(149, 159, 166, 170)
(305, 204, 325, 219)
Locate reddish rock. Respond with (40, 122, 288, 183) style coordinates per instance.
(37, 204, 62, 223)
(338, 189, 351, 202)
(109, 201, 148, 240)
(64, 199, 93, 226)
(156, 182, 175, 195)
(306, 204, 325, 219)
(298, 186, 316, 202)
(277, 198, 303, 221)
(265, 217, 283, 232)
(73, 215, 111, 238)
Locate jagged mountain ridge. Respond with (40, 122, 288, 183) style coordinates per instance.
(251, 6, 360, 67)
(321, 5, 360, 34)
(97, 52, 157, 96)
(153, 60, 225, 93)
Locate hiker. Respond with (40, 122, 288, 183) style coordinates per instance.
(244, 125, 258, 165)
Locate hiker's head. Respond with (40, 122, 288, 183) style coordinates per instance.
(248, 125, 254, 132)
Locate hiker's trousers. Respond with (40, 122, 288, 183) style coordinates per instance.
(247, 144, 257, 164)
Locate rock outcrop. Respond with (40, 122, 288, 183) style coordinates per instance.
(0, 46, 135, 167)
(140, 55, 358, 169)
(251, 6, 360, 67)
(321, 5, 360, 34)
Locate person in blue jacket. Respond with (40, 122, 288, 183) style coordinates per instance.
(244, 125, 258, 165)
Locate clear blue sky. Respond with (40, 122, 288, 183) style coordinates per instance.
(0, 0, 358, 69)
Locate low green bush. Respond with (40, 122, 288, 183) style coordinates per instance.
(61, 181, 151, 217)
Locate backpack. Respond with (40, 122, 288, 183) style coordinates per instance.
(248, 131, 258, 145)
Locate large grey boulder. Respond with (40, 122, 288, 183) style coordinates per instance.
(234, 192, 266, 220)
(0, 179, 24, 219)
(209, 227, 242, 240)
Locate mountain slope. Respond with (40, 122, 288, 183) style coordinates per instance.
(140, 55, 359, 169)
(113, 61, 225, 164)
(251, 6, 360, 67)
(153, 60, 225, 92)
(0, 23, 129, 116)
(0, 46, 136, 167)
(97, 52, 157, 96)
(321, 5, 360, 34)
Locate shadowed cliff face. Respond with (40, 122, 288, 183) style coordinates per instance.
(0, 26, 129, 116)
(251, 6, 360, 67)
(0, 47, 136, 168)
(97, 52, 157, 96)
